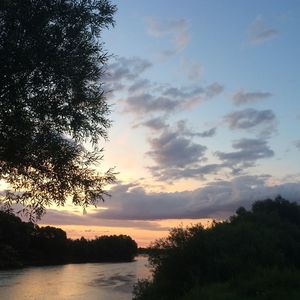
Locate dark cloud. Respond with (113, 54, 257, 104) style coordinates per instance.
(105, 57, 223, 117)
(197, 127, 217, 137)
(107, 57, 152, 81)
(136, 118, 216, 140)
(125, 83, 224, 116)
(144, 121, 220, 180)
(295, 140, 300, 151)
(173, 120, 217, 138)
(128, 79, 151, 94)
(150, 163, 223, 181)
(138, 116, 169, 131)
(89, 177, 300, 220)
(147, 130, 207, 168)
(39, 209, 170, 231)
(162, 86, 197, 98)
(161, 83, 223, 101)
(125, 94, 180, 115)
(233, 90, 272, 105)
(204, 82, 224, 98)
(248, 16, 279, 44)
(104, 57, 152, 94)
(216, 138, 274, 170)
(38, 176, 300, 222)
(224, 108, 276, 137)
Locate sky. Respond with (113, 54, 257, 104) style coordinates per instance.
(40, 0, 300, 246)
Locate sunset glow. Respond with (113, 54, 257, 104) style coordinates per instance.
(21, 0, 300, 246)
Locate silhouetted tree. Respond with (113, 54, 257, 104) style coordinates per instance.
(133, 197, 300, 300)
(0, 0, 117, 219)
(0, 210, 138, 267)
(0, 210, 35, 254)
(31, 226, 67, 263)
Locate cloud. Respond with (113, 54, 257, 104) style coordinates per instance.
(136, 116, 169, 131)
(132, 120, 219, 182)
(104, 56, 223, 117)
(248, 16, 279, 44)
(147, 130, 207, 169)
(233, 90, 272, 105)
(37, 176, 300, 223)
(216, 138, 274, 171)
(133, 116, 217, 138)
(150, 136, 274, 181)
(224, 108, 276, 137)
(145, 122, 221, 181)
(146, 17, 190, 58)
(125, 93, 180, 115)
(107, 57, 151, 81)
(128, 79, 151, 94)
(174, 29, 190, 52)
(295, 140, 300, 151)
(181, 58, 202, 80)
(150, 163, 223, 181)
(87, 177, 300, 220)
(146, 17, 188, 37)
(197, 127, 217, 137)
(39, 209, 170, 231)
(173, 120, 217, 138)
(104, 57, 152, 94)
(204, 82, 224, 98)
(125, 82, 224, 116)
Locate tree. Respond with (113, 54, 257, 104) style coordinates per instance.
(0, 0, 117, 219)
(133, 198, 300, 300)
(0, 210, 138, 267)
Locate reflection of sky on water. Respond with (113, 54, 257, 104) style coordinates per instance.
(89, 272, 137, 293)
(0, 256, 150, 300)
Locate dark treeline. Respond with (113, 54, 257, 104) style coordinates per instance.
(0, 211, 137, 269)
(133, 197, 300, 300)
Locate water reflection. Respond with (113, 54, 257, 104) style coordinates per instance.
(0, 256, 150, 300)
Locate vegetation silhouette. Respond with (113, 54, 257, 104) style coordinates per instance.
(133, 197, 300, 300)
(0, 0, 117, 219)
(0, 210, 137, 268)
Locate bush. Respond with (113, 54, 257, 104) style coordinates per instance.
(133, 197, 300, 300)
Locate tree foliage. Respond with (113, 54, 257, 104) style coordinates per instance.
(0, 210, 137, 268)
(0, 0, 117, 218)
(133, 197, 300, 300)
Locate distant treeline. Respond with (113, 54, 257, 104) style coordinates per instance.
(0, 211, 137, 269)
(133, 197, 300, 300)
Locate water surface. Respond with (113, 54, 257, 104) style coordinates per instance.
(0, 256, 150, 300)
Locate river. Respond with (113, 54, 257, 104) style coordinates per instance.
(0, 256, 150, 300)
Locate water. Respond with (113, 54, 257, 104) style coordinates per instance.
(0, 256, 150, 300)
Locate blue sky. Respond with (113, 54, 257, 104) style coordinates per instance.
(100, 0, 300, 179)
(40, 0, 300, 245)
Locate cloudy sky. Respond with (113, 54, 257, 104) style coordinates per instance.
(40, 0, 300, 246)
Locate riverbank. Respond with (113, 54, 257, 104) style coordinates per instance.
(0, 210, 138, 270)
